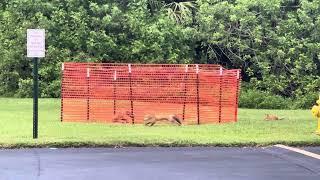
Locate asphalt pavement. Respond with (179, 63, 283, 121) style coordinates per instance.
(0, 146, 319, 180)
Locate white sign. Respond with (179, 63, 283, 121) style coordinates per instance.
(27, 29, 45, 58)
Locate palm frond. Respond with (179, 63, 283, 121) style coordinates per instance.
(148, 0, 197, 24)
(165, 1, 196, 24)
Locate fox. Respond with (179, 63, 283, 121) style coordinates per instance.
(112, 111, 134, 124)
(264, 114, 284, 121)
(144, 114, 182, 126)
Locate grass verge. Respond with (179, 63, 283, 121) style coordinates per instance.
(0, 98, 319, 148)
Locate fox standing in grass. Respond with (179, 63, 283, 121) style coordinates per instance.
(144, 114, 182, 126)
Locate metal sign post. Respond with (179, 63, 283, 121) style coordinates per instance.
(27, 29, 45, 139)
(32, 57, 39, 139)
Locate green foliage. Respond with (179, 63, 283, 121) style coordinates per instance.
(16, 79, 33, 98)
(239, 89, 290, 109)
(0, 0, 194, 98)
(196, 0, 320, 102)
(291, 91, 319, 109)
(0, 0, 320, 109)
(239, 88, 319, 109)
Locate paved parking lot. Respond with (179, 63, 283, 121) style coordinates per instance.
(0, 146, 319, 180)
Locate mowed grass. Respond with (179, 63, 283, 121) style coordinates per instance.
(0, 98, 319, 148)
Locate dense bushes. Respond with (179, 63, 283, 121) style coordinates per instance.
(1, 0, 320, 109)
(239, 89, 289, 109)
(239, 88, 318, 109)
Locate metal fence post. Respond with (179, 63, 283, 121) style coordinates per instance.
(235, 70, 240, 122)
(196, 64, 200, 125)
(128, 64, 134, 124)
(113, 70, 117, 117)
(182, 65, 188, 122)
(219, 67, 223, 123)
(86, 67, 90, 122)
(60, 63, 64, 122)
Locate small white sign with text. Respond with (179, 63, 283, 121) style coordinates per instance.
(27, 29, 45, 58)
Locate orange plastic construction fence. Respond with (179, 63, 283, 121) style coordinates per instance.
(61, 63, 241, 124)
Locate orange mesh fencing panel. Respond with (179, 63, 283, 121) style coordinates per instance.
(61, 63, 241, 124)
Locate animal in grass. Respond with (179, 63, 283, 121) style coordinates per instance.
(264, 114, 284, 121)
(112, 111, 134, 123)
(144, 114, 182, 126)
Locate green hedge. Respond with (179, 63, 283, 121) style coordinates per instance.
(239, 88, 318, 109)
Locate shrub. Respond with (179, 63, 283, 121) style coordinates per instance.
(239, 89, 290, 109)
(15, 79, 33, 98)
(40, 80, 61, 98)
(292, 92, 319, 109)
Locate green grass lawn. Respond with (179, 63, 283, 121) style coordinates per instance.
(0, 98, 319, 148)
